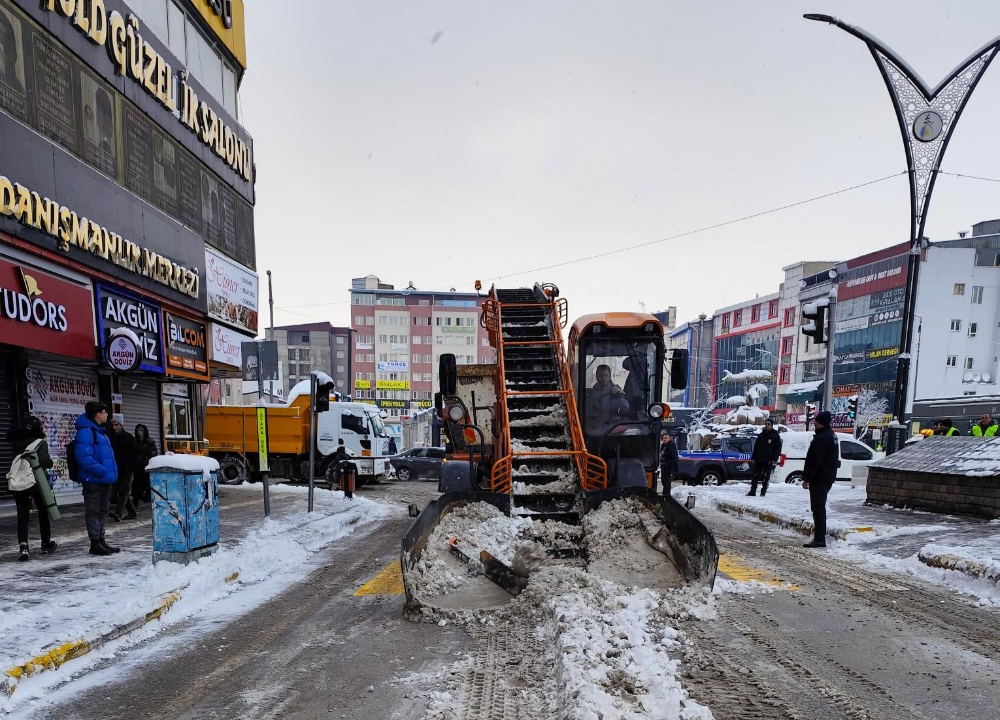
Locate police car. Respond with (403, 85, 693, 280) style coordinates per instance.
(676, 436, 756, 486)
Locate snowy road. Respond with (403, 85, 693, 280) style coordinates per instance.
(10, 480, 462, 720)
(684, 506, 1000, 720)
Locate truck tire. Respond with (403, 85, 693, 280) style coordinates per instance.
(698, 468, 725, 486)
(219, 455, 247, 485)
(785, 471, 803, 485)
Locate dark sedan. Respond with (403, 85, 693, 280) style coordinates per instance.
(390, 447, 446, 481)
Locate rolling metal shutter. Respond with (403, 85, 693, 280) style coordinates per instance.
(120, 377, 163, 450)
(0, 350, 16, 499)
(26, 356, 100, 506)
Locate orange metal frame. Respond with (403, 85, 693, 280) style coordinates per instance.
(484, 288, 608, 495)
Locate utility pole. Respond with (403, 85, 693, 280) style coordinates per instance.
(308, 372, 316, 512)
(823, 292, 836, 414)
(267, 270, 275, 403)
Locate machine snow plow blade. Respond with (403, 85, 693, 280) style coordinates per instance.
(400, 488, 717, 613)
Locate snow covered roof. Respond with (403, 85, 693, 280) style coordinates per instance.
(783, 380, 823, 395)
(872, 436, 1000, 477)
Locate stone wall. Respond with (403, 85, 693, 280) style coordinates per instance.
(866, 468, 1000, 519)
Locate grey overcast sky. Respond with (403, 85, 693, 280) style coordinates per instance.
(240, 1, 1000, 331)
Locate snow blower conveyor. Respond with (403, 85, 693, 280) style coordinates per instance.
(401, 283, 719, 610)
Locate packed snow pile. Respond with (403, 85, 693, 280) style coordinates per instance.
(407, 502, 533, 599)
(513, 476, 576, 495)
(146, 454, 220, 473)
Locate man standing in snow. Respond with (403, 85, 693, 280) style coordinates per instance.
(659, 433, 679, 494)
(388, 436, 398, 456)
(748, 419, 781, 497)
(802, 411, 839, 548)
(109, 414, 139, 521)
(74, 402, 120, 556)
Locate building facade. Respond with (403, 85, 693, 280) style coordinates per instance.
(829, 243, 909, 431)
(666, 315, 713, 408)
(0, 0, 256, 501)
(349, 276, 495, 441)
(712, 293, 781, 410)
(264, 322, 352, 399)
(910, 222, 1000, 427)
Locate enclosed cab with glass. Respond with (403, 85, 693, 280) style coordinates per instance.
(568, 313, 681, 488)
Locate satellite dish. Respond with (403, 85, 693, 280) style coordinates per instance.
(963, 371, 974, 382)
(984, 373, 992, 383)
(973, 372, 982, 382)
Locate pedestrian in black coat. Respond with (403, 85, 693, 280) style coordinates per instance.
(132, 424, 158, 504)
(109, 415, 139, 521)
(748, 419, 782, 497)
(659, 434, 679, 494)
(802, 411, 839, 548)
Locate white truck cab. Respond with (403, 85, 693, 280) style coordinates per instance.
(771, 430, 878, 484)
(316, 402, 390, 480)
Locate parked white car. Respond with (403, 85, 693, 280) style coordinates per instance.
(771, 431, 879, 484)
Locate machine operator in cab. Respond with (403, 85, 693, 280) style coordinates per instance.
(585, 364, 630, 436)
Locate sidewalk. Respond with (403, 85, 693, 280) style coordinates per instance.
(673, 481, 1000, 606)
(0, 483, 388, 712)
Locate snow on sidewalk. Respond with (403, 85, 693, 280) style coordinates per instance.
(0, 483, 387, 712)
(673, 482, 1000, 607)
(670, 482, 951, 542)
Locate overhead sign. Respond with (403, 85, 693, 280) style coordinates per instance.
(355, 379, 371, 389)
(867, 347, 900, 360)
(209, 323, 253, 367)
(105, 331, 140, 372)
(1, 176, 200, 299)
(0, 256, 95, 360)
(241, 340, 278, 381)
(38, 1, 252, 180)
(206, 247, 258, 334)
(96, 284, 164, 373)
(378, 399, 409, 410)
(377, 361, 409, 372)
(376, 379, 409, 390)
(164, 312, 209, 381)
(190, 0, 248, 68)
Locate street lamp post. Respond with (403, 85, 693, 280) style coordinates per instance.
(804, 14, 1000, 422)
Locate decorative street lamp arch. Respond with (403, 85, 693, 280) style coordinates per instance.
(804, 14, 1000, 420)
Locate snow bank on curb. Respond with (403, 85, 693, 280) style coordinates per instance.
(0, 486, 387, 713)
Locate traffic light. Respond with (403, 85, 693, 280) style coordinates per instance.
(805, 402, 816, 428)
(314, 377, 335, 413)
(847, 394, 858, 419)
(802, 300, 828, 345)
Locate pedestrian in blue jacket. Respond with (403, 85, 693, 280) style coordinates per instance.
(74, 401, 120, 556)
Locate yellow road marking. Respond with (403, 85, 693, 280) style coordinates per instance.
(719, 553, 800, 591)
(354, 560, 405, 597)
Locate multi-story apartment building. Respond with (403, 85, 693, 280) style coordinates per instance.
(0, 0, 256, 502)
(712, 293, 782, 410)
(911, 221, 1000, 428)
(350, 276, 495, 441)
(265, 322, 352, 398)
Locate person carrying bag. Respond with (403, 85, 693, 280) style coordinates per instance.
(6, 417, 59, 562)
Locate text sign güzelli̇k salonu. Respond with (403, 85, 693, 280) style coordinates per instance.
(0, 257, 94, 359)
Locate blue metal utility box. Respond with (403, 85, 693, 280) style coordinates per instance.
(150, 466, 220, 564)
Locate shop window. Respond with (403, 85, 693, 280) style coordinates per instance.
(163, 396, 193, 439)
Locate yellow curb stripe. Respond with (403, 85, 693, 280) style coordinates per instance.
(224, 571, 240, 583)
(354, 560, 404, 597)
(719, 553, 800, 591)
(4, 638, 91, 681)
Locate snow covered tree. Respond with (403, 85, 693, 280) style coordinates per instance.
(854, 387, 889, 440)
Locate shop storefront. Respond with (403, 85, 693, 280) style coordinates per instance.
(163, 311, 210, 451)
(0, 245, 97, 501)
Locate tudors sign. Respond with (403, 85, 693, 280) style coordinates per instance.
(0, 255, 94, 360)
(96, 284, 164, 373)
(0, 175, 200, 299)
(164, 311, 209, 381)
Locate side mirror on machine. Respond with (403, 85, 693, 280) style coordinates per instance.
(670, 349, 689, 390)
(439, 353, 457, 396)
